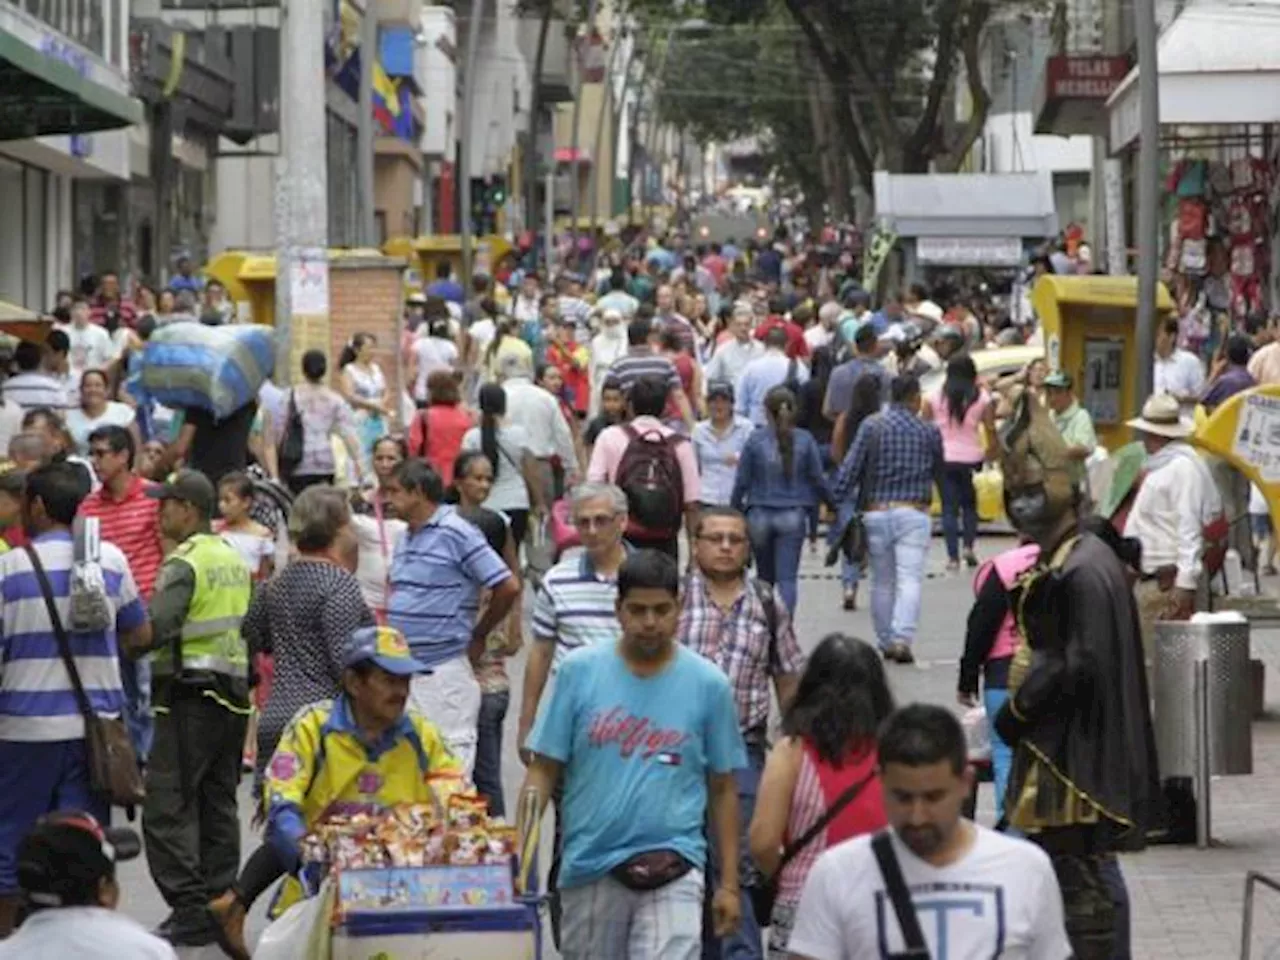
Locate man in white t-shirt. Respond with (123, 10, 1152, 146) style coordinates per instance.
(56, 296, 114, 380)
(0, 813, 175, 958)
(788, 705, 1071, 960)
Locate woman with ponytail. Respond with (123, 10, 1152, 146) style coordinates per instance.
(731, 385, 831, 614)
(749, 634, 892, 957)
(461, 384, 544, 549)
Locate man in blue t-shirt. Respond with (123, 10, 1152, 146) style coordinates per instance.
(519, 550, 746, 960)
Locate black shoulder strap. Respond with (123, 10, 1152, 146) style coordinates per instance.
(751, 579, 780, 671)
(872, 831, 930, 957)
(24, 545, 96, 725)
(775, 767, 876, 877)
(857, 414, 885, 510)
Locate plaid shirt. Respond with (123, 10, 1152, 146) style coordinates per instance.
(88, 296, 137, 330)
(677, 572, 804, 736)
(833, 405, 943, 506)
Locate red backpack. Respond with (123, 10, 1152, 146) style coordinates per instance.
(616, 424, 686, 537)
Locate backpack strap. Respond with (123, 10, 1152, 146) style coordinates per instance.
(752, 579, 781, 672)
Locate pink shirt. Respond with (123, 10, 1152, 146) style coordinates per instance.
(587, 415, 701, 504)
(930, 389, 990, 465)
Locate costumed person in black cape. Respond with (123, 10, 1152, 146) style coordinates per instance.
(993, 387, 1160, 960)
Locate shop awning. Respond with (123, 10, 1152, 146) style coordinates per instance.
(873, 171, 1059, 240)
(1107, 0, 1280, 152)
(0, 27, 143, 141)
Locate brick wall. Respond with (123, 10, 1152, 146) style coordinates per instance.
(327, 256, 408, 428)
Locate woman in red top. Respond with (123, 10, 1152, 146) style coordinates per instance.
(544, 317, 590, 417)
(407, 369, 474, 485)
(750, 633, 893, 958)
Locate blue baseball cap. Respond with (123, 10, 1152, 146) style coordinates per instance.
(342, 626, 432, 676)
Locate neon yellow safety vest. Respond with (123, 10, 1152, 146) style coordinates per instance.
(152, 532, 252, 680)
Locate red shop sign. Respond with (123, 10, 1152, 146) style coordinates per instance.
(1045, 55, 1129, 100)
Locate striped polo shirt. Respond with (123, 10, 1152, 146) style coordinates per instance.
(0, 530, 146, 742)
(79, 475, 164, 601)
(387, 506, 512, 668)
(607, 347, 683, 397)
(532, 549, 626, 669)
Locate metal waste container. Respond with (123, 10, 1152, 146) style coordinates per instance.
(1153, 620, 1252, 778)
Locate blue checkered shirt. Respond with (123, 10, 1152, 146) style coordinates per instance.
(833, 405, 944, 506)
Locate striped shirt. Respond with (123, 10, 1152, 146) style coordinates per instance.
(0, 530, 146, 741)
(79, 476, 164, 601)
(531, 550, 625, 669)
(3, 372, 73, 411)
(607, 347, 683, 397)
(387, 505, 512, 668)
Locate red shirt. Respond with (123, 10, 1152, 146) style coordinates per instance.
(408, 404, 474, 485)
(79, 474, 164, 601)
(546, 342, 590, 415)
(754, 317, 810, 360)
(0, 526, 27, 550)
(89, 296, 138, 330)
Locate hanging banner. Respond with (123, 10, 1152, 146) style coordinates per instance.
(290, 247, 330, 316)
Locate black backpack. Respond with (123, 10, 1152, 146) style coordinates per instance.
(616, 424, 686, 535)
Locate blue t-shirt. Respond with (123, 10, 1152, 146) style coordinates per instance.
(527, 643, 746, 888)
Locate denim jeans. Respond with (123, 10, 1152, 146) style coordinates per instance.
(703, 741, 766, 960)
(474, 690, 509, 819)
(982, 686, 1012, 821)
(863, 507, 932, 648)
(120, 654, 153, 764)
(830, 501, 863, 590)
(745, 506, 807, 614)
(939, 461, 981, 562)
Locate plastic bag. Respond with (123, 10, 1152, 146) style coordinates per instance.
(524, 516, 555, 589)
(138, 321, 275, 419)
(254, 879, 334, 960)
(961, 705, 991, 763)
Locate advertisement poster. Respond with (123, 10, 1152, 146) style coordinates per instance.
(1082, 337, 1123, 424)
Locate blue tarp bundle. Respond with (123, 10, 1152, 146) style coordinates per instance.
(135, 322, 275, 420)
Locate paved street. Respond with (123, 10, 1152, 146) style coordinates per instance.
(115, 533, 1280, 958)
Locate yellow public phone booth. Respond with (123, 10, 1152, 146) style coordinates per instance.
(382, 235, 514, 292)
(1032, 275, 1174, 452)
(1196, 384, 1280, 540)
(204, 249, 385, 328)
(203, 250, 254, 309)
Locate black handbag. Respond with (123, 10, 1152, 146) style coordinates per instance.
(826, 415, 884, 568)
(278, 389, 305, 477)
(751, 769, 876, 923)
(872, 831, 931, 959)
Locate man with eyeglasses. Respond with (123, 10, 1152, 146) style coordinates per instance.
(517, 481, 630, 946)
(677, 506, 804, 960)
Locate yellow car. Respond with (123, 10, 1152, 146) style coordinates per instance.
(922, 345, 1045, 523)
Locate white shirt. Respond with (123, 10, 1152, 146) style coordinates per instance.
(501, 376, 577, 465)
(413, 335, 458, 401)
(352, 511, 407, 613)
(1152, 349, 1205, 408)
(704, 338, 765, 388)
(468, 318, 497, 356)
(1124, 441, 1221, 590)
(3, 371, 72, 411)
(0, 398, 22, 454)
(462, 424, 532, 511)
(803, 325, 834, 352)
(66, 402, 136, 454)
(0, 906, 176, 959)
(789, 826, 1071, 960)
(512, 293, 541, 324)
(57, 322, 115, 377)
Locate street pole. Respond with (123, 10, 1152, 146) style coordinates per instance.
(357, 0, 377, 247)
(544, 168, 554, 270)
(568, 0, 600, 261)
(458, 0, 487, 291)
(274, 0, 330, 386)
(1133, 0, 1160, 412)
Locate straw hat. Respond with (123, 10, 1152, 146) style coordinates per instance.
(1126, 394, 1193, 439)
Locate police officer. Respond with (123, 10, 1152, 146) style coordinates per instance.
(137, 470, 253, 947)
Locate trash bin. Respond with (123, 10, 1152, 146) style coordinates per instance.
(1153, 619, 1252, 778)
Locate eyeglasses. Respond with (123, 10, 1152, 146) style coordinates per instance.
(696, 533, 748, 547)
(573, 513, 618, 530)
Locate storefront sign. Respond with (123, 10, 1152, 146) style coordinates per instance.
(916, 236, 1023, 268)
(1046, 56, 1129, 101)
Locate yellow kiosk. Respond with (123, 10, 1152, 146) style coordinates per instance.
(1032, 274, 1175, 451)
(205, 248, 386, 328)
(382, 235, 514, 293)
(1196, 384, 1280, 541)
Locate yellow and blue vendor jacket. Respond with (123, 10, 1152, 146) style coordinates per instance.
(264, 695, 465, 913)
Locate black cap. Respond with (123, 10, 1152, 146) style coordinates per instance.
(707, 380, 735, 402)
(17, 813, 140, 907)
(146, 468, 217, 516)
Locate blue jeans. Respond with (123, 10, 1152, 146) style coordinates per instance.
(830, 501, 863, 590)
(0, 739, 109, 893)
(120, 654, 153, 764)
(703, 741, 766, 960)
(474, 690, 509, 819)
(983, 687, 1013, 821)
(939, 461, 981, 562)
(745, 506, 807, 615)
(863, 507, 932, 648)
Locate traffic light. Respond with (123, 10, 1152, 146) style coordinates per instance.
(488, 180, 507, 207)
